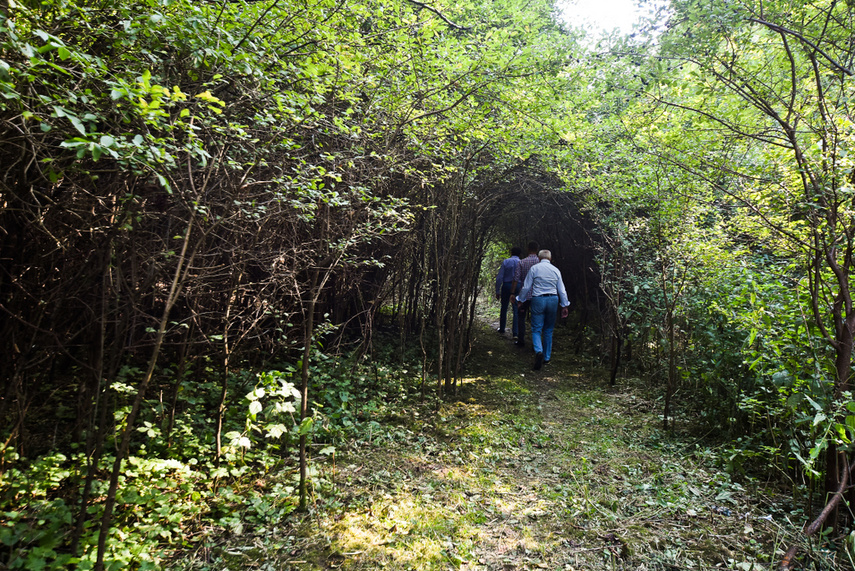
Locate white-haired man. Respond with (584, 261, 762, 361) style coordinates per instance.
(516, 250, 570, 370)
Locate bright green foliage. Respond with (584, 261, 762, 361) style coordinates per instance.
(0, 0, 583, 566)
(561, 2, 855, 537)
(648, 0, 855, 477)
(0, 349, 423, 569)
(228, 369, 301, 451)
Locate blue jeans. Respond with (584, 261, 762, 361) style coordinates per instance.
(499, 282, 519, 335)
(530, 295, 559, 360)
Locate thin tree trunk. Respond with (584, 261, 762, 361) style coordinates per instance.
(95, 219, 196, 571)
(664, 310, 676, 431)
(298, 268, 319, 512)
(609, 332, 621, 387)
(165, 326, 192, 449)
(70, 253, 112, 555)
(216, 271, 242, 461)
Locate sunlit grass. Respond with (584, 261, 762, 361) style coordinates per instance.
(190, 323, 809, 570)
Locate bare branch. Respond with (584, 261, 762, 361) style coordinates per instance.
(780, 456, 855, 569)
(748, 17, 853, 76)
(406, 0, 471, 31)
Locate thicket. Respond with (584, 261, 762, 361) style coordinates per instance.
(4, 0, 855, 567)
(0, 0, 579, 568)
(546, 0, 855, 563)
(483, 0, 855, 563)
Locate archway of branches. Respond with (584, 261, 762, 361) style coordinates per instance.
(485, 178, 606, 341)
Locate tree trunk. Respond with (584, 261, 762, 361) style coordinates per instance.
(609, 332, 621, 387)
(298, 268, 319, 512)
(664, 310, 675, 431)
(95, 219, 196, 571)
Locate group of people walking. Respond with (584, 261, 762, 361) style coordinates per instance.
(495, 242, 570, 370)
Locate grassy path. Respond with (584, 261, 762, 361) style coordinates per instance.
(216, 322, 805, 570)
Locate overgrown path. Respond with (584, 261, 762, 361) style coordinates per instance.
(214, 324, 801, 570)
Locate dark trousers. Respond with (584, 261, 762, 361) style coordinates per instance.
(516, 300, 530, 344)
(499, 282, 519, 334)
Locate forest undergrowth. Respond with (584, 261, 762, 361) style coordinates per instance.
(174, 316, 836, 571)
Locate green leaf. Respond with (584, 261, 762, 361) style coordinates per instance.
(156, 174, 171, 192)
(69, 115, 86, 136)
(266, 424, 288, 438)
(298, 417, 314, 436)
(805, 396, 823, 412)
(835, 423, 850, 443)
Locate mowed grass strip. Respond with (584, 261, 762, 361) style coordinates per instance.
(218, 324, 803, 570)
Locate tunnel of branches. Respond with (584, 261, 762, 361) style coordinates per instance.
(0, 150, 613, 460)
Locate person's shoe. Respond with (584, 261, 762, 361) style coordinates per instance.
(543, 359, 550, 366)
(496, 328, 505, 334)
(515, 340, 525, 347)
(533, 352, 543, 370)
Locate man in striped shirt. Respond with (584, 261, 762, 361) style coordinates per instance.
(510, 241, 539, 347)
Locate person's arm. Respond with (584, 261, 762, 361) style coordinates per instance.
(495, 262, 504, 299)
(518, 267, 535, 303)
(557, 272, 570, 317)
(510, 260, 521, 295)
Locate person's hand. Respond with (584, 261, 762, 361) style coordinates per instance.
(561, 306, 569, 319)
(510, 295, 517, 306)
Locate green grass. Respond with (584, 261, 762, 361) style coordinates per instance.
(172, 320, 844, 570)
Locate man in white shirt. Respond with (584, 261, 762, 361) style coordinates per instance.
(516, 250, 570, 370)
